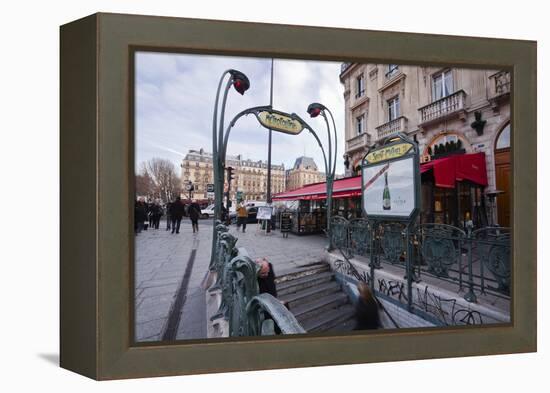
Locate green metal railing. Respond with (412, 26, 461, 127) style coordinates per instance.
(209, 223, 305, 337)
(330, 216, 511, 306)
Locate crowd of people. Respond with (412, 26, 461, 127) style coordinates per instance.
(134, 196, 203, 235)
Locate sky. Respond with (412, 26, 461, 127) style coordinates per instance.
(135, 52, 346, 176)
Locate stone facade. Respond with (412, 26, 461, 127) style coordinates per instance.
(285, 156, 326, 191)
(340, 63, 511, 196)
(180, 148, 285, 203)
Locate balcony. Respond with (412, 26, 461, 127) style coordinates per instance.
(346, 133, 371, 153)
(340, 62, 353, 75)
(375, 116, 408, 140)
(419, 90, 466, 126)
(488, 71, 511, 111)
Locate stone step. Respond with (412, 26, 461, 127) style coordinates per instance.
(279, 281, 341, 308)
(291, 292, 349, 321)
(300, 304, 356, 332)
(326, 317, 357, 333)
(275, 262, 330, 285)
(276, 271, 335, 296)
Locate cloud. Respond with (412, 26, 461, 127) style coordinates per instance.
(135, 52, 346, 176)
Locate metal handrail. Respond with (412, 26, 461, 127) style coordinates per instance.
(247, 293, 306, 335)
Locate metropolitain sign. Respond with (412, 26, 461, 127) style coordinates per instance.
(256, 110, 304, 135)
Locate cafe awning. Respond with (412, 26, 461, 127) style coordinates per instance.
(420, 152, 488, 188)
(273, 176, 362, 201)
(273, 152, 488, 201)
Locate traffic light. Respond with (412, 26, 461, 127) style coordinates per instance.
(226, 166, 235, 182)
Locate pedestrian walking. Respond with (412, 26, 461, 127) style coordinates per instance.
(236, 202, 248, 233)
(255, 257, 277, 298)
(354, 281, 380, 330)
(149, 200, 162, 229)
(188, 199, 201, 233)
(169, 196, 185, 234)
(165, 202, 172, 230)
(134, 198, 147, 234)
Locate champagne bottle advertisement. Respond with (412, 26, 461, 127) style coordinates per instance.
(362, 156, 415, 217)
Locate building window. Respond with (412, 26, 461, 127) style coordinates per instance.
(355, 74, 365, 98)
(427, 133, 466, 157)
(496, 124, 511, 150)
(387, 97, 400, 121)
(386, 64, 399, 79)
(433, 70, 453, 101)
(356, 114, 365, 135)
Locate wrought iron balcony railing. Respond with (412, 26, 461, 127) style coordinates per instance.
(375, 116, 408, 140)
(419, 90, 466, 125)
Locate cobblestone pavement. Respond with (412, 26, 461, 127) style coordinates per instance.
(134, 219, 329, 342)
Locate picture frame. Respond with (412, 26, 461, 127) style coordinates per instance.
(60, 12, 536, 380)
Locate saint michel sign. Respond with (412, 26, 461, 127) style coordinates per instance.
(361, 134, 420, 221)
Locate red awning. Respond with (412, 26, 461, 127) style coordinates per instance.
(273, 176, 362, 201)
(420, 152, 488, 188)
(273, 153, 488, 201)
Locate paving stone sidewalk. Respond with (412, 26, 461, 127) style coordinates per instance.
(135, 219, 329, 342)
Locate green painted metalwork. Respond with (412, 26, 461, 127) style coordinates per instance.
(246, 293, 306, 336)
(473, 227, 511, 294)
(380, 222, 406, 265)
(416, 224, 465, 278)
(330, 216, 349, 251)
(348, 218, 371, 257)
(224, 255, 260, 337)
(209, 221, 228, 271)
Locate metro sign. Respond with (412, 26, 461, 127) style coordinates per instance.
(256, 110, 304, 135)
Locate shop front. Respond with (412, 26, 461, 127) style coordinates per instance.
(273, 152, 491, 234)
(420, 152, 489, 229)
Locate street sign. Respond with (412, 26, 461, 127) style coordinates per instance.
(256, 206, 273, 220)
(255, 110, 304, 135)
(236, 191, 243, 202)
(361, 134, 420, 221)
(207, 192, 214, 199)
(206, 183, 214, 193)
(185, 183, 194, 191)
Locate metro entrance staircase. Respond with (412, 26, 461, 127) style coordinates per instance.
(275, 262, 357, 333)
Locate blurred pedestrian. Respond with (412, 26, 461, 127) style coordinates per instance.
(169, 196, 185, 234)
(255, 257, 277, 298)
(354, 281, 380, 330)
(165, 202, 172, 231)
(236, 202, 248, 233)
(188, 199, 201, 233)
(134, 198, 147, 234)
(149, 199, 162, 229)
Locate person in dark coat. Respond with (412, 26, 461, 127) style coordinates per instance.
(134, 198, 147, 234)
(165, 202, 172, 231)
(255, 258, 277, 298)
(187, 200, 201, 233)
(354, 281, 380, 330)
(169, 196, 185, 234)
(149, 200, 162, 229)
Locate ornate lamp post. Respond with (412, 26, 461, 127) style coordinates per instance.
(211, 69, 250, 266)
(306, 103, 338, 250)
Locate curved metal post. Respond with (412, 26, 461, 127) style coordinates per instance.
(210, 70, 233, 268)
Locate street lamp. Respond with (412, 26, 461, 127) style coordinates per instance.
(306, 103, 338, 250)
(211, 69, 250, 267)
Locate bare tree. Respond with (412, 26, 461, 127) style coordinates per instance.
(135, 170, 155, 199)
(138, 158, 181, 203)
